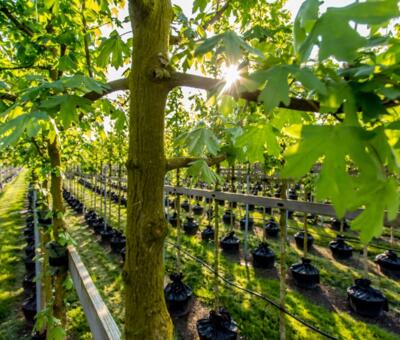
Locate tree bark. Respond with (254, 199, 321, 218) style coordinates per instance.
(124, 0, 173, 339)
(47, 137, 67, 329)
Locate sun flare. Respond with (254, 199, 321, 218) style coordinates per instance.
(222, 64, 240, 91)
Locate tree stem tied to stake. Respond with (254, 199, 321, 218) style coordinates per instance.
(244, 163, 250, 261)
(118, 163, 122, 230)
(103, 164, 107, 231)
(176, 168, 182, 272)
(363, 244, 369, 279)
(279, 180, 288, 340)
(213, 164, 221, 310)
(303, 190, 309, 257)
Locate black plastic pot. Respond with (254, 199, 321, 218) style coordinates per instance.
(375, 250, 400, 274)
(329, 235, 353, 259)
(288, 189, 298, 200)
(23, 227, 34, 237)
(239, 217, 254, 230)
(74, 203, 84, 214)
(183, 217, 199, 236)
(330, 218, 350, 231)
(347, 279, 388, 317)
(197, 308, 238, 340)
(252, 243, 275, 269)
(168, 212, 180, 228)
(93, 221, 107, 234)
(217, 199, 225, 206)
(22, 295, 36, 323)
(100, 228, 115, 243)
(181, 200, 190, 212)
(290, 258, 320, 289)
(110, 235, 126, 254)
(47, 241, 68, 268)
(24, 244, 35, 257)
(201, 225, 215, 242)
(37, 211, 52, 225)
(220, 231, 240, 254)
(294, 231, 313, 249)
(264, 218, 279, 237)
(192, 203, 204, 216)
(222, 210, 235, 225)
(23, 273, 35, 296)
(24, 254, 35, 271)
(164, 272, 193, 317)
(228, 201, 237, 209)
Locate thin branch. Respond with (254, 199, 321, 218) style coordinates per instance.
(0, 6, 34, 37)
(81, 0, 90, 63)
(0, 64, 51, 71)
(0, 93, 17, 102)
(202, 1, 230, 31)
(166, 154, 227, 171)
(31, 138, 46, 159)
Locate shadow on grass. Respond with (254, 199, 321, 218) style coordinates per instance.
(0, 172, 31, 340)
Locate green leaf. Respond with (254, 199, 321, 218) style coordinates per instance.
(187, 160, 222, 185)
(332, 0, 400, 26)
(352, 179, 399, 244)
(236, 123, 280, 162)
(293, 0, 320, 55)
(294, 68, 327, 95)
(317, 11, 367, 62)
(298, 7, 368, 62)
(255, 66, 290, 112)
(47, 325, 66, 340)
(281, 125, 333, 178)
(176, 126, 220, 156)
(40, 95, 92, 128)
(194, 34, 223, 56)
(97, 32, 130, 69)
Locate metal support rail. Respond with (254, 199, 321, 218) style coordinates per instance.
(164, 185, 400, 228)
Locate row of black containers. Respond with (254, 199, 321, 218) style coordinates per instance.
(63, 187, 238, 340)
(66, 181, 397, 337)
(166, 199, 398, 319)
(22, 189, 68, 339)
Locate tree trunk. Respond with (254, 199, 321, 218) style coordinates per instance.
(47, 137, 67, 329)
(124, 1, 173, 339)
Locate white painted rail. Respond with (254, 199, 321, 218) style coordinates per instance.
(68, 244, 121, 340)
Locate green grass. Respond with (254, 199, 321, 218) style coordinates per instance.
(0, 170, 31, 340)
(66, 181, 400, 339)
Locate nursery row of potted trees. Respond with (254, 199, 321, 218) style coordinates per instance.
(68, 173, 398, 325)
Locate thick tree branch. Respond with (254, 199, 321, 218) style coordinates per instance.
(169, 72, 322, 112)
(84, 77, 130, 100)
(166, 154, 227, 171)
(169, 72, 400, 113)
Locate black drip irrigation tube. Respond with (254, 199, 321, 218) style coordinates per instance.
(165, 240, 338, 340)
